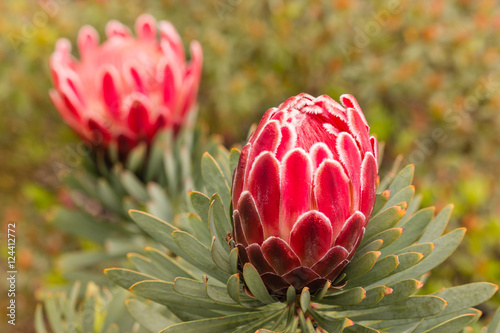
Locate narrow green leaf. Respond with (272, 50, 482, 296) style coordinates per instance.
(227, 274, 242, 305)
(186, 214, 212, 248)
(308, 308, 348, 332)
(34, 304, 48, 333)
(173, 277, 207, 298)
(392, 252, 424, 274)
(343, 323, 380, 333)
(147, 182, 172, 221)
(377, 279, 423, 306)
(189, 191, 211, 225)
(211, 237, 232, 273)
(298, 310, 315, 333)
(419, 204, 454, 243)
(311, 281, 330, 302)
(120, 170, 149, 202)
(394, 242, 434, 257)
(378, 155, 403, 191)
(434, 283, 498, 314)
(347, 255, 399, 287)
(355, 239, 384, 260)
(160, 310, 278, 333)
(204, 277, 238, 304)
(126, 142, 147, 172)
(229, 248, 239, 275)
(372, 190, 390, 216)
(229, 148, 241, 179)
(343, 251, 381, 281)
(320, 287, 366, 306)
(172, 230, 230, 282)
(97, 178, 123, 215)
(487, 306, 500, 333)
(104, 268, 157, 290)
(128, 253, 164, 279)
(233, 310, 284, 333)
(286, 286, 296, 306)
(300, 287, 310, 313)
(202, 153, 231, 208)
(209, 194, 232, 256)
(384, 185, 415, 209)
(380, 207, 435, 257)
(423, 314, 477, 333)
(243, 263, 276, 304)
(388, 165, 414, 194)
(363, 206, 405, 243)
(399, 194, 422, 224)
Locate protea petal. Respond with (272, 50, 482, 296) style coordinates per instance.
(275, 125, 297, 161)
(232, 210, 247, 246)
(135, 14, 157, 41)
(311, 246, 349, 277)
(100, 66, 122, 118)
(289, 211, 333, 267)
(77, 25, 99, 58)
(282, 267, 321, 290)
(337, 132, 362, 210)
(335, 212, 365, 253)
(347, 107, 371, 154)
(238, 192, 265, 245)
(279, 148, 313, 237)
(314, 160, 350, 241)
(246, 244, 276, 274)
(126, 94, 151, 135)
(232, 144, 250, 208)
(245, 120, 281, 176)
(360, 152, 377, 222)
(261, 237, 301, 275)
(248, 152, 281, 238)
(309, 142, 334, 169)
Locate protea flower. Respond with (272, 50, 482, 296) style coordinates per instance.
(232, 93, 379, 296)
(49, 14, 202, 153)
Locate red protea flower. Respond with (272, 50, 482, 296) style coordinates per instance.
(232, 93, 378, 296)
(49, 14, 202, 153)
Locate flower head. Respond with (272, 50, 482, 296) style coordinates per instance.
(49, 14, 202, 153)
(232, 93, 378, 296)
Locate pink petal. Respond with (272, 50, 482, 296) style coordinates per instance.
(260, 273, 290, 291)
(311, 246, 349, 277)
(370, 136, 379, 168)
(248, 107, 278, 143)
(360, 153, 377, 222)
(60, 85, 83, 121)
(126, 95, 151, 135)
(246, 244, 276, 274)
(246, 120, 281, 175)
(105, 20, 131, 39)
(162, 61, 180, 112)
(289, 211, 333, 267)
(314, 95, 347, 122)
(334, 212, 365, 253)
(238, 192, 265, 245)
(236, 244, 250, 268)
(347, 107, 371, 154)
(279, 149, 312, 238)
(314, 160, 350, 242)
(248, 152, 281, 238)
(159, 21, 185, 64)
(261, 236, 301, 275)
(77, 25, 99, 58)
(275, 125, 296, 161)
(340, 94, 368, 128)
(232, 210, 247, 246)
(101, 67, 122, 118)
(325, 259, 349, 281)
(232, 144, 249, 209)
(135, 14, 157, 41)
(337, 132, 362, 211)
(309, 142, 334, 169)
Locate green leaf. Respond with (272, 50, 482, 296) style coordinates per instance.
(370, 228, 465, 288)
(394, 242, 434, 257)
(434, 283, 498, 314)
(311, 281, 330, 302)
(186, 214, 212, 248)
(209, 194, 232, 256)
(189, 191, 211, 225)
(363, 206, 405, 243)
(34, 304, 48, 333)
(130, 280, 251, 313)
(380, 207, 434, 257)
(97, 178, 123, 215)
(342, 251, 381, 282)
(227, 274, 242, 304)
(128, 253, 165, 279)
(384, 185, 415, 209)
(347, 255, 399, 287)
(419, 204, 453, 243)
(298, 310, 315, 333)
(343, 323, 379, 333)
(43, 294, 65, 333)
(372, 190, 390, 216)
(355, 239, 384, 260)
(308, 308, 348, 332)
(388, 165, 414, 195)
(423, 314, 477, 333)
(173, 277, 207, 298)
(120, 169, 149, 202)
(229, 248, 239, 275)
(487, 306, 500, 333)
(172, 230, 230, 282)
(377, 279, 423, 306)
(399, 194, 422, 224)
(357, 229, 403, 261)
(129, 210, 182, 256)
(392, 252, 424, 274)
(286, 286, 296, 306)
(378, 155, 403, 191)
(229, 148, 241, 179)
(211, 237, 232, 273)
(202, 152, 231, 208)
(233, 309, 284, 333)
(104, 268, 157, 290)
(160, 310, 279, 333)
(300, 287, 310, 313)
(204, 277, 239, 304)
(146, 182, 172, 221)
(321, 287, 366, 306)
(243, 263, 276, 304)
(126, 142, 147, 172)
(331, 296, 446, 320)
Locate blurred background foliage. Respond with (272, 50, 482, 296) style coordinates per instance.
(1, 0, 500, 331)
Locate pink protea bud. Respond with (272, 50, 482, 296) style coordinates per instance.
(232, 93, 378, 296)
(49, 14, 202, 153)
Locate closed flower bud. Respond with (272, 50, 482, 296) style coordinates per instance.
(232, 93, 378, 296)
(49, 14, 202, 154)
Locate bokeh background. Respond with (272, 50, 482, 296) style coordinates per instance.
(1, 0, 500, 331)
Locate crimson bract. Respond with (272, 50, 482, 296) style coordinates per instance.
(232, 93, 378, 296)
